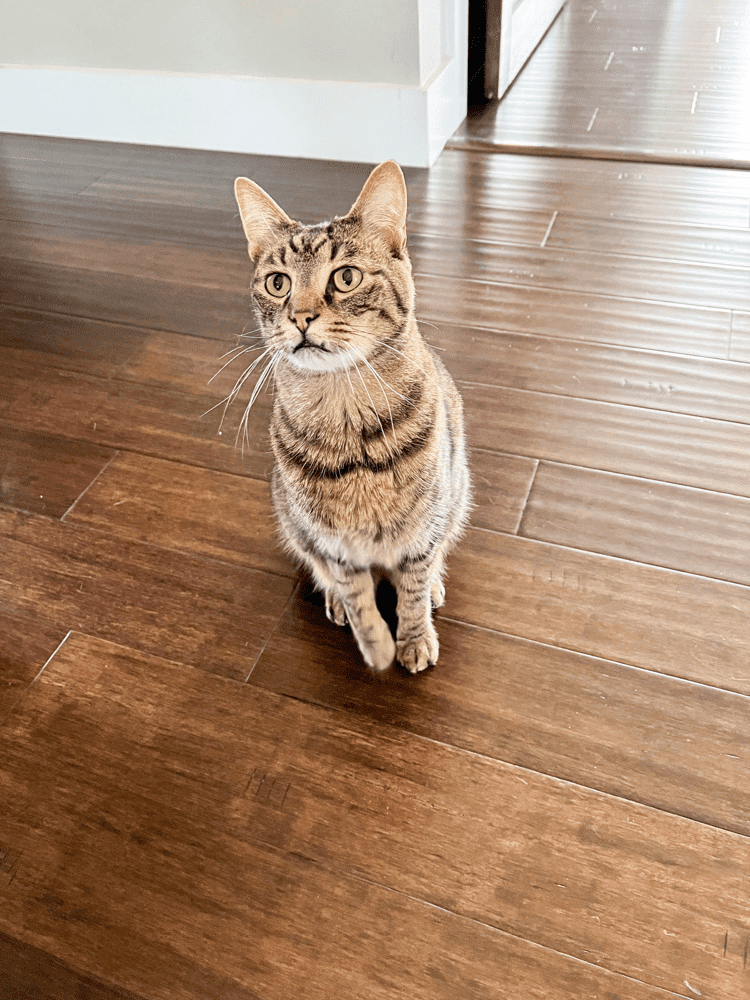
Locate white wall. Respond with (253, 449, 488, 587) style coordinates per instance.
(0, 0, 467, 165)
(0, 0, 422, 85)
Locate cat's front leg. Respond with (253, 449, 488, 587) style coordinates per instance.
(393, 554, 440, 673)
(330, 563, 395, 672)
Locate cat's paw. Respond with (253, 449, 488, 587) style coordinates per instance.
(430, 577, 446, 609)
(397, 627, 439, 674)
(325, 590, 348, 627)
(362, 632, 396, 673)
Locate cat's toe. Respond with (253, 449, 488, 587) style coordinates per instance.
(325, 591, 348, 627)
(430, 577, 446, 609)
(397, 631, 439, 674)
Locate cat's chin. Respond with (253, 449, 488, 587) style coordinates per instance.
(286, 348, 353, 374)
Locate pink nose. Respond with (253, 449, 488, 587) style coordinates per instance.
(291, 310, 317, 332)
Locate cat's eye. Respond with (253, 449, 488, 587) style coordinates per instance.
(331, 266, 363, 293)
(265, 272, 291, 298)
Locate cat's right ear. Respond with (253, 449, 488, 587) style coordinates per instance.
(234, 177, 293, 261)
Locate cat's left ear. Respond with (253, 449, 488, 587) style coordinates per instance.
(234, 177, 293, 261)
(346, 161, 407, 252)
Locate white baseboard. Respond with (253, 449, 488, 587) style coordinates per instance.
(0, 61, 466, 166)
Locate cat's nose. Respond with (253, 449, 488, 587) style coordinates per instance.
(291, 310, 318, 332)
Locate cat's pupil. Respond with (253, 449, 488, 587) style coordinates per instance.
(342, 268, 352, 285)
(273, 274, 284, 292)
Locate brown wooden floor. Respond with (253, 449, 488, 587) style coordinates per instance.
(451, 0, 750, 168)
(2, 32, 750, 997)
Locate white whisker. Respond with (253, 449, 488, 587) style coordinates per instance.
(350, 343, 409, 404)
(350, 349, 395, 466)
(201, 347, 273, 423)
(369, 338, 437, 383)
(236, 350, 280, 454)
(209, 343, 267, 382)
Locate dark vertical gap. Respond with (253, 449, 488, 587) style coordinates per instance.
(468, 1, 489, 103)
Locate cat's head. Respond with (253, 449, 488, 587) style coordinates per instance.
(234, 161, 413, 373)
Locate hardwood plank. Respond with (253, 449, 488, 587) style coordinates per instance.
(730, 311, 750, 362)
(1, 632, 748, 999)
(65, 452, 294, 577)
(521, 462, 750, 585)
(431, 324, 749, 422)
(0, 929, 145, 1000)
(410, 233, 750, 311)
(0, 221, 247, 290)
(0, 190, 244, 252)
(548, 213, 750, 269)
(0, 611, 67, 723)
(2, 360, 273, 481)
(469, 450, 538, 532)
(78, 137, 750, 227)
(0, 259, 247, 339)
(0, 425, 115, 518)
(415, 273, 731, 359)
(463, 382, 750, 496)
(432, 150, 750, 227)
(114, 329, 263, 397)
(0, 509, 294, 681)
(0, 307, 145, 377)
(443, 529, 750, 693)
(252, 585, 750, 836)
(0, 134, 136, 196)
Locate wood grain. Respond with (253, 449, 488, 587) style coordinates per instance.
(251, 584, 750, 837)
(0, 635, 688, 1000)
(2, 358, 274, 481)
(409, 149, 750, 228)
(0, 259, 248, 339)
(415, 273, 731, 359)
(469, 450, 538, 532)
(0, 508, 294, 680)
(0, 220, 247, 291)
(0, 611, 68, 723)
(548, 213, 750, 269)
(65, 451, 294, 576)
(443, 530, 750, 692)
(431, 323, 750, 422)
(0, 307, 145, 377)
(463, 381, 750, 495)
(521, 462, 750, 584)
(0, 929, 144, 1000)
(0, 425, 115, 518)
(0, 637, 750, 1000)
(411, 232, 750, 311)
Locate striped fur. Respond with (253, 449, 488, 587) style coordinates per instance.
(234, 161, 471, 673)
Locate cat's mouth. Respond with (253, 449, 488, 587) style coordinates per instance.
(293, 338, 330, 354)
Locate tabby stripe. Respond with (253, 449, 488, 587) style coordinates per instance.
(277, 403, 322, 447)
(361, 380, 423, 441)
(289, 235, 301, 253)
(311, 234, 330, 254)
(273, 417, 434, 480)
(368, 325, 406, 361)
(398, 548, 435, 569)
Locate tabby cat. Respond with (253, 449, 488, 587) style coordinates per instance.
(233, 161, 470, 673)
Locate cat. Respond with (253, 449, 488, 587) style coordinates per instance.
(233, 161, 471, 673)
